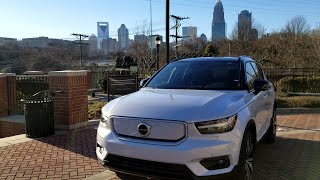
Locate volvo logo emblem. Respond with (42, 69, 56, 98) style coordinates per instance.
(137, 123, 151, 137)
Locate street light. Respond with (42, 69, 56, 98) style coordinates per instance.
(155, 36, 161, 70)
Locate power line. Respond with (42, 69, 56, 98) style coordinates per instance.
(71, 33, 89, 66)
(185, 0, 320, 8)
(147, 0, 320, 17)
(170, 15, 190, 58)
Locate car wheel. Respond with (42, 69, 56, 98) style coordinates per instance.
(236, 129, 255, 180)
(264, 109, 277, 143)
(116, 172, 147, 180)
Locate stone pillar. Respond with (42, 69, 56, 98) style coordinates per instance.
(48, 71, 88, 130)
(0, 73, 16, 117)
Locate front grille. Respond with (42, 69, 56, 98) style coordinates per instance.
(105, 154, 193, 179)
(112, 117, 186, 142)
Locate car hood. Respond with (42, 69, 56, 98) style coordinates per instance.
(102, 88, 251, 123)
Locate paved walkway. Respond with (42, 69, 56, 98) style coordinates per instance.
(0, 114, 319, 180)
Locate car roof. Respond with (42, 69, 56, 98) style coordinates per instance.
(175, 56, 254, 63)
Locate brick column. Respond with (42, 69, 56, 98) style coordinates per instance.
(48, 71, 88, 130)
(0, 74, 8, 117)
(7, 75, 16, 115)
(0, 73, 16, 117)
(78, 70, 92, 89)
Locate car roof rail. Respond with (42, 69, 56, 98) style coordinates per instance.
(238, 55, 252, 61)
(170, 58, 179, 63)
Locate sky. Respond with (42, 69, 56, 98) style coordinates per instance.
(1, 0, 320, 41)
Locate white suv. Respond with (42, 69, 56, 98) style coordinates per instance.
(96, 57, 276, 180)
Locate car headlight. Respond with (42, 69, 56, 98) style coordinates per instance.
(100, 114, 109, 127)
(195, 115, 238, 134)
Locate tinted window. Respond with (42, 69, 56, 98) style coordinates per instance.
(146, 60, 241, 90)
(245, 63, 257, 90)
(250, 62, 264, 79)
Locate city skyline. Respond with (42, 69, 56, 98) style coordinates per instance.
(1, 0, 320, 40)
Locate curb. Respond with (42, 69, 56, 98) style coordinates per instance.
(277, 108, 320, 115)
(88, 119, 100, 127)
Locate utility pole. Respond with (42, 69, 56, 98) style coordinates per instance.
(71, 33, 89, 66)
(166, 0, 170, 64)
(170, 15, 190, 59)
(150, 0, 153, 61)
(228, 41, 231, 56)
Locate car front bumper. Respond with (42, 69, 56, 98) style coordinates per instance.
(96, 122, 242, 178)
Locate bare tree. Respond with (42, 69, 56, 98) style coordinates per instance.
(282, 16, 311, 35)
(128, 20, 154, 76)
(229, 19, 265, 56)
(230, 18, 266, 41)
(310, 27, 320, 67)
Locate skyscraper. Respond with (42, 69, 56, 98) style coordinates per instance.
(88, 34, 97, 57)
(238, 10, 252, 32)
(199, 33, 208, 43)
(212, 0, 226, 41)
(97, 22, 109, 54)
(118, 24, 129, 50)
(238, 10, 258, 41)
(182, 26, 197, 43)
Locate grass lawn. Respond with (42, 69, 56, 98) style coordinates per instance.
(277, 93, 320, 108)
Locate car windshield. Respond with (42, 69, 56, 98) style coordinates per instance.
(146, 60, 241, 90)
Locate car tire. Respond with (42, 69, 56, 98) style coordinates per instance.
(235, 129, 255, 180)
(116, 172, 147, 180)
(263, 109, 277, 144)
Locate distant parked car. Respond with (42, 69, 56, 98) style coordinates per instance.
(23, 71, 44, 75)
(96, 56, 277, 180)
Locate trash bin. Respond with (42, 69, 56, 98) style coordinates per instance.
(21, 90, 55, 138)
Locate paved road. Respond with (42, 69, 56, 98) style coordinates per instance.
(0, 114, 319, 180)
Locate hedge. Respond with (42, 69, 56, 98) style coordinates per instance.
(275, 76, 320, 93)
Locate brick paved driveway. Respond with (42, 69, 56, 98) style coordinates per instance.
(0, 113, 319, 180)
(0, 129, 105, 180)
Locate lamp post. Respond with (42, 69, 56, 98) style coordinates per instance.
(155, 36, 161, 70)
(166, 0, 170, 64)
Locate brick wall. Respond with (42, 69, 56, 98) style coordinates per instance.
(0, 74, 16, 117)
(85, 70, 92, 89)
(0, 76, 8, 117)
(0, 121, 25, 138)
(7, 76, 16, 115)
(48, 71, 88, 130)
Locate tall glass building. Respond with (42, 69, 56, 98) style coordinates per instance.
(182, 26, 197, 43)
(118, 24, 129, 50)
(212, 0, 226, 41)
(97, 22, 109, 53)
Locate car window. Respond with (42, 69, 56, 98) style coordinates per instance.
(245, 63, 257, 90)
(250, 62, 264, 79)
(146, 60, 241, 90)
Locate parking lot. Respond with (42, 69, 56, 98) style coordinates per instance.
(0, 114, 319, 180)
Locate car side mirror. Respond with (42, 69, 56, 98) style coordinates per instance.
(253, 79, 271, 93)
(139, 78, 150, 88)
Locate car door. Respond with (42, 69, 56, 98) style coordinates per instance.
(250, 62, 271, 138)
(245, 62, 267, 139)
(252, 62, 274, 129)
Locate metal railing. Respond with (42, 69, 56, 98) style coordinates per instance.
(264, 68, 320, 82)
